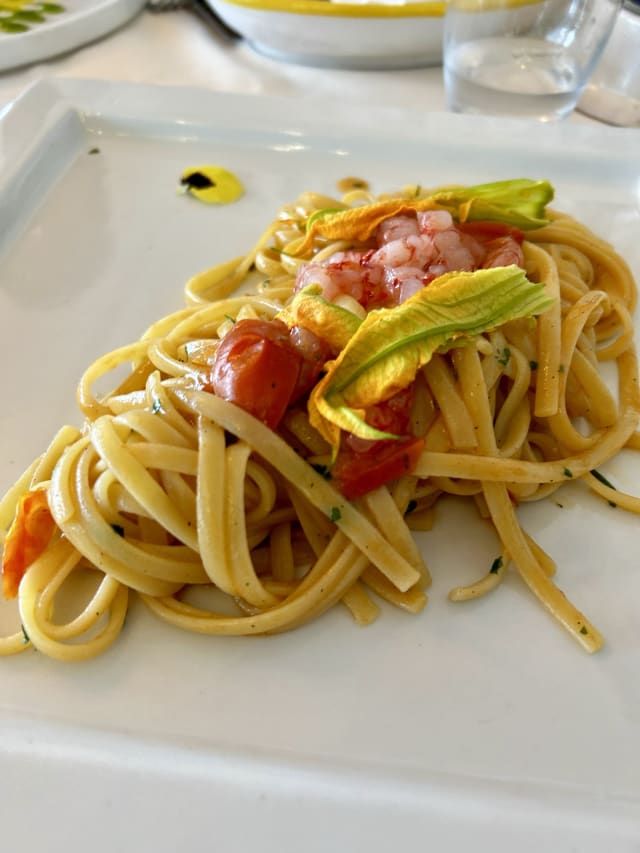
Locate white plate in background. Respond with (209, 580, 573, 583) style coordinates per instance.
(0, 0, 146, 71)
(0, 78, 639, 852)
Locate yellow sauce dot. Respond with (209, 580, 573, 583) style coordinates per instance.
(180, 165, 244, 205)
(336, 176, 370, 193)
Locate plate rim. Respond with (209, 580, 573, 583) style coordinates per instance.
(208, 0, 445, 18)
(0, 0, 147, 73)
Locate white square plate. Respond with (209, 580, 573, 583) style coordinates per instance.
(1, 78, 639, 851)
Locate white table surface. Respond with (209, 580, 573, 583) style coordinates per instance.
(0, 6, 599, 121)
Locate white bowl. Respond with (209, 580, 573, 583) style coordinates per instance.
(206, 0, 445, 69)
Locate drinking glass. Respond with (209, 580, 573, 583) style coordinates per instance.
(578, 0, 640, 126)
(443, 0, 622, 121)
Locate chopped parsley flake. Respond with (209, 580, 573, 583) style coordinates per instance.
(312, 464, 331, 480)
(329, 506, 342, 523)
(489, 556, 503, 574)
(563, 467, 573, 478)
(21, 625, 30, 645)
(497, 347, 511, 366)
(580, 626, 588, 636)
(590, 469, 616, 490)
(405, 500, 418, 515)
(529, 360, 538, 371)
(152, 399, 163, 415)
(590, 469, 617, 507)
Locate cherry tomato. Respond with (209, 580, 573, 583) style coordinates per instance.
(364, 386, 415, 435)
(210, 319, 329, 429)
(332, 436, 425, 500)
(210, 319, 302, 429)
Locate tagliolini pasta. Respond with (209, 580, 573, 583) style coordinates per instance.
(1, 179, 638, 661)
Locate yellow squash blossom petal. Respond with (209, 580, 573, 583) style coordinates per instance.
(276, 285, 362, 354)
(310, 265, 554, 450)
(294, 178, 554, 256)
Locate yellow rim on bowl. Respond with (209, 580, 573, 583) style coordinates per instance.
(214, 0, 446, 18)
(449, 0, 543, 10)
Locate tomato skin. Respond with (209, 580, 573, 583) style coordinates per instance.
(458, 221, 525, 244)
(2, 489, 55, 600)
(332, 436, 425, 500)
(210, 319, 329, 429)
(210, 319, 302, 429)
(210, 317, 424, 497)
(287, 325, 331, 401)
(339, 386, 419, 493)
(364, 387, 415, 435)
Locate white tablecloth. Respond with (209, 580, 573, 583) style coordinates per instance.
(0, 7, 596, 121)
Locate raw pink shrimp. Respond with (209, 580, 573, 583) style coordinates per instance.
(419, 212, 485, 274)
(432, 229, 476, 272)
(295, 255, 383, 305)
(382, 266, 428, 304)
(417, 209, 454, 234)
(482, 236, 524, 268)
(376, 215, 420, 245)
(370, 233, 437, 269)
(459, 232, 487, 265)
(294, 209, 526, 312)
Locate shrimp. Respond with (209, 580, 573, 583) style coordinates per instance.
(417, 209, 454, 234)
(382, 266, 428, 304)
(294, 209, 525, 313)
(2, 489, 55, 599)
(376, 215, 419, 245)
(432, 229, 476, 272)
(482, 235, 524, 269)
(295, 255, 384, 306)
(370, 233, 437, 269)
(295, 260, 364, 302)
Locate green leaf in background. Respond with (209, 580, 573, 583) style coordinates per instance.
(0, 19, 28, 32)
(0, 2, 66, 34)
(13, 10, 46, 22)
